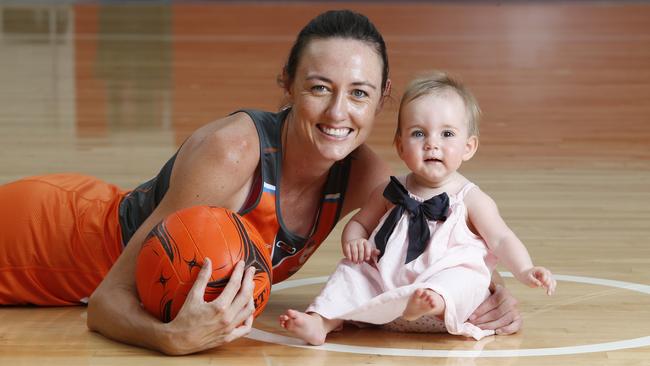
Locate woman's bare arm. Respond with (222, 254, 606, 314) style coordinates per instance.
(87, 113, 262, 354)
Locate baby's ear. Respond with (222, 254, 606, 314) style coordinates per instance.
(463, 135, 479, 161)
(394, 134, 404, 157)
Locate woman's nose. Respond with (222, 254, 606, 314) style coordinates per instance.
(326, 93, 347, 121)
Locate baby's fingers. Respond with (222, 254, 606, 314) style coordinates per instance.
(544, 275, 557, 295)
(535, 269, 556, 295)
(527, 274, 543, 288)
(353, 243, 364, 263)
(363, 242, 376, 261)
(345, 245, 355, 262)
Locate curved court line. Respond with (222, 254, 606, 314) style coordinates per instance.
(247, 329, 650, 358)
(246, 273, 650, 358)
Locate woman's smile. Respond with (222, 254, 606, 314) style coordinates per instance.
(317, 124, 354, 139)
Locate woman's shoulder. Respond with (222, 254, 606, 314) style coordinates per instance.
(165, 112, 263, 210)
(205, 111, 258, 140)
(174, 112, 261, 181)
(184, 112, 259, 156)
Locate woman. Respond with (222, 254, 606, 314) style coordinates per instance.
(0, 10, 520, 355)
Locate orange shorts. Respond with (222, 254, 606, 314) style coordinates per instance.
(0, 174, 126, 305)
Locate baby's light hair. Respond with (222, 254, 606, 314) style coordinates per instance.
(395, 71, 481, 144)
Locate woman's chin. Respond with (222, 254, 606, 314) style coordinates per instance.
(313, 130, 365, 162)
(334, 150, 358, 162)
(317, 146, 354, 162)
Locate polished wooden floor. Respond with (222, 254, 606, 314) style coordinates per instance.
(1, 1, 650, 365)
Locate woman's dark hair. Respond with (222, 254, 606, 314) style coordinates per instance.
(280, 10, 389, 92)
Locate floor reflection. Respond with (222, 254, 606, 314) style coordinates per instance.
(76, 4, 172, 138)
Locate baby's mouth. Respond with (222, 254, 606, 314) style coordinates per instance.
(425, 158, 442, 163)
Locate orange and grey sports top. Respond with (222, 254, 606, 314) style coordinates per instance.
(118, 109, 351, 284)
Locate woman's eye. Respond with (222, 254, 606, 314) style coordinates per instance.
(311, 85, 328, 93)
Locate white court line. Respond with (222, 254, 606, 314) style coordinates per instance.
(246, 273, 650, 358)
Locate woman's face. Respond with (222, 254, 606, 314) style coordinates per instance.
(287, 38, 384, 162)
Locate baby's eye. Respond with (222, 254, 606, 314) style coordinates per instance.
(411, 130, 425, 138)
(351, 89, 369, 99)
(442, 130, 455, 138)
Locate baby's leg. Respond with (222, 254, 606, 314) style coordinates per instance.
(279, 309, 343, 345)
(402, 288, 445, 321)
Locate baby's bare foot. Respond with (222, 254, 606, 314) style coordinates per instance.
(279, 309, 328, 345)
(402, 288, 445, 321)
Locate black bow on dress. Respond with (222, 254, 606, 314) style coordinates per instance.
(374, 176, 449, 264)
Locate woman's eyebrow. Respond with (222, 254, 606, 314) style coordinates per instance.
(306, 75, 377, 90)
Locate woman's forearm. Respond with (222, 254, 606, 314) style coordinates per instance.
(87, 285, 172, 354)
(86, 229, 174, 354)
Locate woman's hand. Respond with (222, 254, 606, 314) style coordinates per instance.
(342, 238, 380, 264)
(469, 284, 522, 335)
(162, 259, 256, 355)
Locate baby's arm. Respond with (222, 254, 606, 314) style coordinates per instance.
(465, 188, 556, 295)
(341, 181, 390, 263)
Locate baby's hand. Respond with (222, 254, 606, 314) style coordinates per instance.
(522, 267, 556, 295)
(343, 238, 380, 264)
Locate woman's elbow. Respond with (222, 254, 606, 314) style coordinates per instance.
(86, 288, 106, 331)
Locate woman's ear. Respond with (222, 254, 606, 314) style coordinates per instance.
(278, 68, 292, 97)
(462, 135, 479, 161)
(377, 79, 392, 114)
(277, 74, 293, 109)
(383, 79, 392, 97)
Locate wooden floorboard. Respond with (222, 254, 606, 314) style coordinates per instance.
(0, 1, 649, 364)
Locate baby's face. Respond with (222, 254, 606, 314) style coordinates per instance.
(396, 92, 476, 185)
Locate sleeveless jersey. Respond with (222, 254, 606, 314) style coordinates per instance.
(118, 109, 351, 284)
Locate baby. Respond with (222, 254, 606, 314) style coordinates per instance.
(280, 71, 556, 345)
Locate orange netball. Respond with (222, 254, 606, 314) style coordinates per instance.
(135, 206, 272, 322)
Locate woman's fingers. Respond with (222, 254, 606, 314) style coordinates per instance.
(495, 312, 523, 335)
(188, 257, 214, 303)
(470, 284, 522, 334)
(169, 259, 256, 353)
(224, 309, 254, 343)
(220, 266, 256, 330)
(210, 260, 246, 308)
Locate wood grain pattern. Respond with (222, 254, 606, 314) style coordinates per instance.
(0, 2, 649, 364)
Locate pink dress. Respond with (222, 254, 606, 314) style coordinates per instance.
(305, 181, 498, 340)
